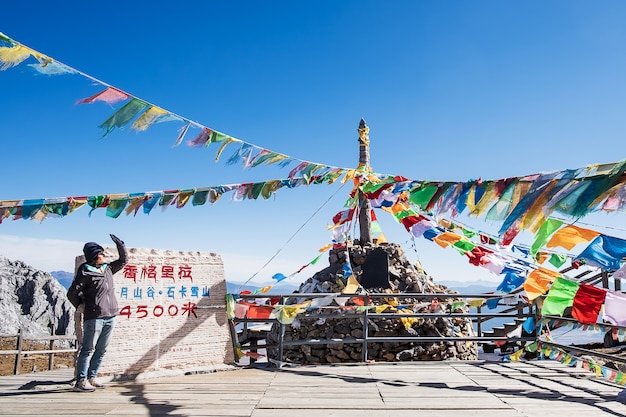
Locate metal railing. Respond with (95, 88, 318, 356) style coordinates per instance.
(230, 292, 537, 365)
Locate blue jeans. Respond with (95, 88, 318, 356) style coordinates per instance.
(76, 316, 115, 381)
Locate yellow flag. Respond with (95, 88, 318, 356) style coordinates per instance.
(0, 44, 32, 70)
(31, 208, 46, 222)
(125, 196, 147, 216)
(274, 301, 310, 324)
(215, 137, 241, 162)
(400, 315, 419, 330)
(318, 243, 333, 252)
(509, 349, 524, 361)
(468, 299, 485, 308)
(341, 169, 356, 184)
(67, 198, 88, 214)
(342, 275, 360, 294)
(384, 296, 399, 307)
(471, 184, 498, 216)
(131, 106, 169, 131)
(235, 346, 244, 360)
(375, 304, 389, 314)
(562, 353, 572, 365)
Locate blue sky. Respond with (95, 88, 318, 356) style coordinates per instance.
(1, 1, 626, 286)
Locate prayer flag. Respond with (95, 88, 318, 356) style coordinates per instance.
(522, 317, 536, 334)
(0, 44, 32, 70)
(524, 268, 559, 301)
(574, 235, 626, 271)
(76, 87, 129, 105)
(572, 284, 607, 324)
(497, 269, 526, 293)
(531, 218, 563, 255)
(99, 98, 149, 137)
(408, 183, 439, 209)
(432, 231, 462, 248)
(332, 208, 355, 225)
(342, 275, 360, 294)
(613, 262, 626, 279)
(105, 198, 128, 219)
(545, 225, 600, 250)
(480, 254, 506, 275)
(28, 61, 76, 75)
(310, 254, 323, 265)
(603, 291, 626, 326)
(131, 106, 170, 131)
(174, 123, 190, 146)
(464, 246, 492, 266)
(541, 277, 579, 316)
(548, 253, 568, 268)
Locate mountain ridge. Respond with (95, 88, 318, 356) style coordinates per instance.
(0, 256, 75, 337)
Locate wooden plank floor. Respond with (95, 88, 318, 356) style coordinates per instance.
(0, 360, 625, 416)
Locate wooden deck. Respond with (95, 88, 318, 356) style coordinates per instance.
(0, 360, 625, 416)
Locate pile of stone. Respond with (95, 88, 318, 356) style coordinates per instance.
(267, 241, 478, 364)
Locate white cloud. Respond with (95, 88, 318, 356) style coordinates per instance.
(0, 234, 318, 287)
(0, 234, 83, 272)
(220, 251, 324, 286)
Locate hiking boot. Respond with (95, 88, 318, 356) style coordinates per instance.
(89, 378, 105, 388)
(73, 379, 96, 392)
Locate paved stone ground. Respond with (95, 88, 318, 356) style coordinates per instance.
(0, 360, 624, 416)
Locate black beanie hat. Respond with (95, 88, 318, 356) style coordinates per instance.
(83, 242, 104, 263)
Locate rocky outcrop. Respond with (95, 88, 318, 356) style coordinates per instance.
(0, 256, 75, 337)
(267, 241, 478, 364)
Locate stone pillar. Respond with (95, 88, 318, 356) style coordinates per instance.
(357, 118, 372, 244)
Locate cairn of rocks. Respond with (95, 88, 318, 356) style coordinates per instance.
(267, 241, 478, 364)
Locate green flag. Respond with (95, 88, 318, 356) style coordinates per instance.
(452, 239, 475, 254)
(408, 184, 439, 209)
(548, 253, 568, 268)
(541, 277, 579, 316)
(99, 98, 148, 137)
(531, 218, 564, 255)
(106, 198, 129, 219)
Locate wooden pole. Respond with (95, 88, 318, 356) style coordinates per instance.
(13, 329, 22, 375)
(48, 323, 55, 371)
(357, 119, 372, 244)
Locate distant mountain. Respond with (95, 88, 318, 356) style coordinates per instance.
(51, 270, 73, 289)
(226, 281, 300, 294)
(225, 280, 498, 296)
(438, 280, 499, 294)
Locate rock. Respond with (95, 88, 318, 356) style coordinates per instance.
(268, 242, 479, 364)
(0, 255, 75, 338)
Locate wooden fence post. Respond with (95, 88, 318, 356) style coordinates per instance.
(48, 323, 55, 371)
(13, 329, 23, 375)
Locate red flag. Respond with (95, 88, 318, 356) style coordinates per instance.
(76, 87, 129, 105)
(572, 284, 607, 324)
(332, 208, 355, 225)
